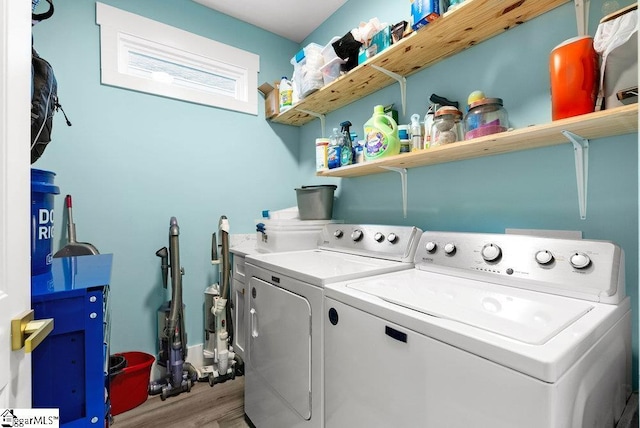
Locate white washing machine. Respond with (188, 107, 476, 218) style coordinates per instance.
(244, 224, 423, 428)
(324, 231, 632, 428)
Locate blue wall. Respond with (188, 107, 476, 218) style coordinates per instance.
(301, 0, 639, 386)
(32, 0, 303, 356)
(33, 0, 638, 389)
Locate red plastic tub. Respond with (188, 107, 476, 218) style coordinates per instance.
(110, 351, 155, 416)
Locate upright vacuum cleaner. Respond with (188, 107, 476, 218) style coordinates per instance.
(149, 217, 196, 400)
(200, 215, 243, 386)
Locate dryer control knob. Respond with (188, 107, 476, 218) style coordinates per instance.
(444, 243, 456, 255)
(351, 229, 363, 242)
(425, 241, 437, 253)
(387, 233, 398, 244)
(374, 232, 385, 242)
(535, 250, 554, 265)
(570, 252, 591, 269)
(334, 230, 344, 238)
(481, 243, 501, 262)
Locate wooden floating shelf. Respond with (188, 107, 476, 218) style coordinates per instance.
(270, 0, 570, 127)
(316, 104, 639, 178)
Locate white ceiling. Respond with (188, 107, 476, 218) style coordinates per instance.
(192, 0, 348, 43)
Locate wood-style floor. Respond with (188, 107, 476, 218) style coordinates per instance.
(111, 377, 250, 428)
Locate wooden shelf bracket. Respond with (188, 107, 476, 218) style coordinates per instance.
(562, 130, 589, 220)
(371, 65, 407, 116)
(381, 166, 408, 218)
(296, 108, 326, 137)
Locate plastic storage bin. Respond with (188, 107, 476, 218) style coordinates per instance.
(320, 37, 346, 85)
(320, 57, 347, 85)
(321, 37, 341, 64)
(110, 351, 155, 416)
(255, 219, 334, 253)
(291, 43, 325, 99)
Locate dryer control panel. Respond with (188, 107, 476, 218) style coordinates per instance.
(414, 231, 624, 304)
(319, 224, 423, 263)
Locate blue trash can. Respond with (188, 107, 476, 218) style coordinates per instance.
(31, 169, 60, 275)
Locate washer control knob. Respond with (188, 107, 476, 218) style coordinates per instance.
(374, 232, 385, 242)
(481, 243, 501, 262)
(444, 243, 456, 255)
(570, 252, 591, 269)
(425, 241, 437, 253)
(535, 250, 554, 265)
(334, 230, 344, 239)
(387, 233, 398, 244)
(351, 229, 363, 242)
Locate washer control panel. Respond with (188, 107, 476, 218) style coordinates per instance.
(415, 231, 624, 303)
(320, 224, 423, 262)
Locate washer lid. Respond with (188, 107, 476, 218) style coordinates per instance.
(347, 272, 594, 345)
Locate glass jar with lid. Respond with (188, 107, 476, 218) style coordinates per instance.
(464, 98, 509, 140)
(429, 106, 463, 147)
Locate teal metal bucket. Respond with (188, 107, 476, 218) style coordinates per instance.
(31, 169, 60, 275)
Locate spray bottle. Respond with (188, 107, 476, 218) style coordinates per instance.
(339, 120, 354, 166)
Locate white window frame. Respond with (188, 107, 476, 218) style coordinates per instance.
(96, 2, 259, 115)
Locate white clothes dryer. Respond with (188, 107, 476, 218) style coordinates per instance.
(244, 224, 423, 428)
(324, 231, 632, 428)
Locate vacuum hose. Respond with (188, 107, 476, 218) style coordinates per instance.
(167, 217, 186, 388)
(167, 217, 182, 337)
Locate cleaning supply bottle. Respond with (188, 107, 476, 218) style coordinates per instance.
(410, 113, 423, 151)
(339, 120, 353, 166)
(354, 141, 364, 164)
(363, 105, 400, 161)
(279, 76, 293, 113)
(327, 127, 342, 169)
(423, 103, 436, 149)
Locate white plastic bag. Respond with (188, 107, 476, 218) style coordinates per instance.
(593, 9, 638, 108)
(351, 18, 387, 44)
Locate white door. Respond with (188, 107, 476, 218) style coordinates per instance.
(0, 0, 34, 408)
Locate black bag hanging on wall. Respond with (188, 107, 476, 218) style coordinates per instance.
(32, 0, 54, 24)
(31, 0, 71, 164)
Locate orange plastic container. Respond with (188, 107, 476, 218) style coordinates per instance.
(550, 36, 599, 120)
(110, 352, 154, 416)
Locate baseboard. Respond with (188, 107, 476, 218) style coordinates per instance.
(186, 342, 205, 371)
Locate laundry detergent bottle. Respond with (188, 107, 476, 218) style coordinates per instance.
(363, 105, 400, 161)
(279, 76, 293, 113)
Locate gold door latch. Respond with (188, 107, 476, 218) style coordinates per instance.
(11, 310, 54, 353)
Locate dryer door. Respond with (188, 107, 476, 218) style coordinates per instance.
(249, 276, 312, 420)
(231, 277, 246, 359)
